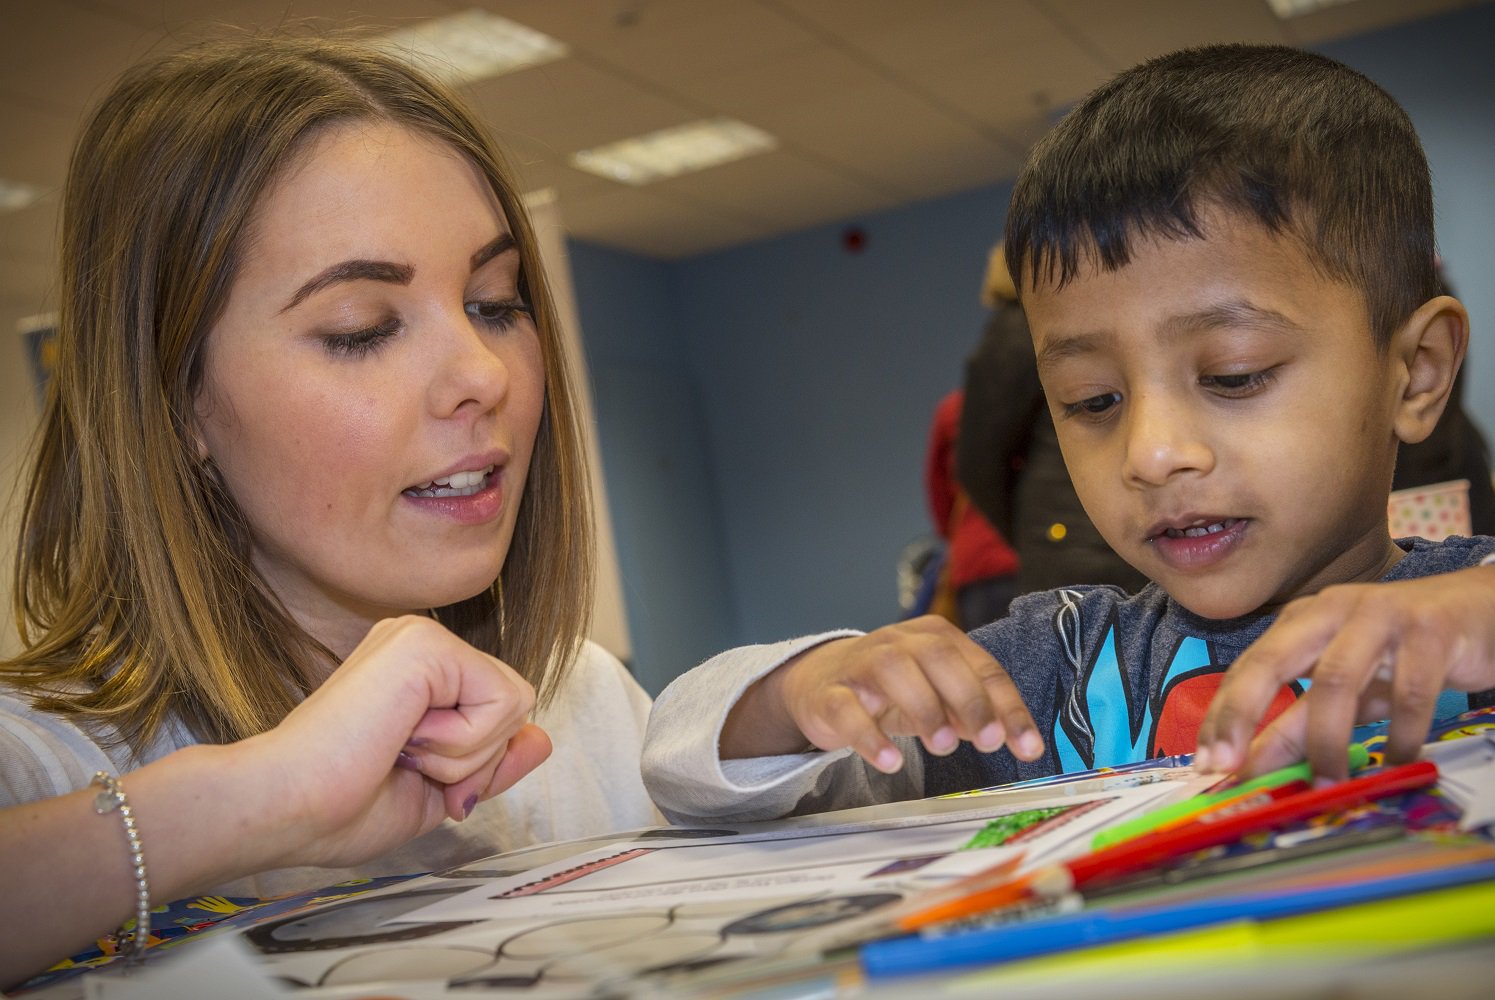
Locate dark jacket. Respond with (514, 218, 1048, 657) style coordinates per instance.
(956, 299, 1147, 595)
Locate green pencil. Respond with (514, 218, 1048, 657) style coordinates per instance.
(1092, 743, 1372, 850)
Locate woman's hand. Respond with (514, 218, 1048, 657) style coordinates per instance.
(245, 615, 550, 870)
(1197, 564, 1495, 781)
(0, 615, 550, 987)
(722, 616, 1043, 771)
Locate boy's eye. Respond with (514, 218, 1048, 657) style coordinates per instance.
(322, 317, 399, 357)
(467, 299, 532, 330)
(1200, 369, 1275, 395)
(1062, 391, 1122, 419)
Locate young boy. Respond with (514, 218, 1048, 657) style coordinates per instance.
(641, 44, 1495, 825)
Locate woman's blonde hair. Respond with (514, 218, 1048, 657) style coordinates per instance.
(981, 242, 1018, 307)
(3, 34, 595, 748)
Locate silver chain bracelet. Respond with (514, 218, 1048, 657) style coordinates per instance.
(91, 771, 150, 966)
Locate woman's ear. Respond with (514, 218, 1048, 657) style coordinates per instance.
(189, 389, 213, 463)
(1392, 294, 1468, 446)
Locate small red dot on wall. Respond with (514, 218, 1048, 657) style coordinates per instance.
(842, 226, 867, 253)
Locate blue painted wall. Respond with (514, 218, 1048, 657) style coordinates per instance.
(1318, 5, 1495, 439)
(565, 240, 738, 695)
(669, 186, 1010, 642)
(572, 2, 1495, 693)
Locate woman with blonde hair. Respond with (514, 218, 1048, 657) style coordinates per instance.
(0, 34, 657, 986)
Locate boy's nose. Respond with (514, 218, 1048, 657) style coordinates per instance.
(427, 310, 510, 420)
(1120, 391, 1214, 487)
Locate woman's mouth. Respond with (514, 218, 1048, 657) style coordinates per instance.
(403, 465, 496, 498)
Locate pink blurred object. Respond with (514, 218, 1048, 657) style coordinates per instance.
(1388, 478, 1472, 541)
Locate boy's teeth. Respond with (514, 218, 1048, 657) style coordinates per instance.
(1166, 520, 1229, 539)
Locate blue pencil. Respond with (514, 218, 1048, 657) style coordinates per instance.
(859, 857, 1495, 978)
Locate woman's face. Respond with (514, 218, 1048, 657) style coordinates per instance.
(195, 122, 545, 658)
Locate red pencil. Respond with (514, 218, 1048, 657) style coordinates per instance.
(1066, 759, 1438, 889)
(895, 759, 1439, 929)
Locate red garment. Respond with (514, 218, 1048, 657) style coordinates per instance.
(925, 390, 1020, 588)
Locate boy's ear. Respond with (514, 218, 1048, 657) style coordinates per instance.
(1391, 294, 1468, 446)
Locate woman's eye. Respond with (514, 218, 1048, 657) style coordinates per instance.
(322, 318, 399, 357)
(1063, 391, 1122, 419)
(467, 299, 532, 330)
(1201, 369, 1275, 395)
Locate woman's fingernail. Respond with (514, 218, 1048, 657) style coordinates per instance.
(405, 737, 429, 748)
(396, 750, 421, 772)
(930, 727, 957, 754)
(1017, 730, 1043, 759)
(1193, 745, 1212, 772)
(462, 793, 479, 819)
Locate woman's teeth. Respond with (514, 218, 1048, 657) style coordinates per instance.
(404, 466, 493, 498)
(1164, 519, 1232, 539)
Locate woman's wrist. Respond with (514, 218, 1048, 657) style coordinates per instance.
(120, 742, 292, 897)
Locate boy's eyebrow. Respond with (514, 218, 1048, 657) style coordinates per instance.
(1036, 300, 1302, 374)
(1036, 330, 1115, 375)
(1160, 301, 1303, 339)
(279, 233, 516, 314)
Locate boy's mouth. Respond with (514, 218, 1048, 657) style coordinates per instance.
(1145, 516, 1249, 571)
(403, 464, 496, 498)
(1153, 517, 1243, 540)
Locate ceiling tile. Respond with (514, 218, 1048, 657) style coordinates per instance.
(1275, 0, 1483, 44)
(1038, 0, 1287, 71)
(559, 184, 772, 258)
(81, 0, 458, 33)
(463, 56, 695, 152)
(0, 98, 76, 185)
(647, 149, 901, 234)
(491, 0, 822, 90)
(0, 3, 165, 114)
(0, 0, 1481, 289)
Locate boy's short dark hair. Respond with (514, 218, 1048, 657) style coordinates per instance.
(1005, 43, 1436, 346)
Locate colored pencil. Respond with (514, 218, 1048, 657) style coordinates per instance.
(861, 855, 1495, 978)
(1092, 742, 1371, 850)
(895, 759, 1438, 930)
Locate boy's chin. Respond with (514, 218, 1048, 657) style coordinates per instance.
(1163, 583, 1271, 622)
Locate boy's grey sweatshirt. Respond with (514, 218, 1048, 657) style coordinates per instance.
(642, 535, 1495, 825)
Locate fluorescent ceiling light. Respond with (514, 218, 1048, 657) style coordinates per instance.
(0, 178, 41, 212)
(1265, 0, 1359, 17)
(379, 9, 567, 86)
(571, 119, 778, 185)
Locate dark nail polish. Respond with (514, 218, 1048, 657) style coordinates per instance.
(462, 793, 478, 819)
(396, 750, 420, 772)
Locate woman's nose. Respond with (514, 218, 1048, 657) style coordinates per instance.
(427, 308, 510, 420)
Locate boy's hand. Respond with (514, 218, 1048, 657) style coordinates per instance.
(1197, 564, 1495, 781)
(723, 616, 1044, 772)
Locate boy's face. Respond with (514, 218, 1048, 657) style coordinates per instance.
(1022, 209, 1405, 619)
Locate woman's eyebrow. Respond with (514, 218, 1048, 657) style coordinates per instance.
(279, 234, 516, 314)
(470, 233, 516, 271)
(280, 260, 413, 313)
